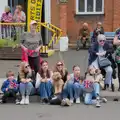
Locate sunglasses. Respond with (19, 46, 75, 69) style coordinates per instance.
(57, 64, 63, 66)
(25, 65, 30, 68)
(99, 40, 105, 42)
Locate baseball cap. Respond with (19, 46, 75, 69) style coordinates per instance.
(30, 20, 37, 25)
(97, 34, 106, 42)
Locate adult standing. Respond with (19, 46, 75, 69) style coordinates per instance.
(13, 5, 26, 23)
(20, 20, 43, 76)
(1, 6, 13, 39)
(13, 5, 26, 39)
(89, 34, 113, 89)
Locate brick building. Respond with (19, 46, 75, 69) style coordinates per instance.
(52, 0, 120, 43)
(1, 0, 120, 44)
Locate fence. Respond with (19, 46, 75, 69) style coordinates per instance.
(0, 22, 62, 50)
(0, 23, 25, 41)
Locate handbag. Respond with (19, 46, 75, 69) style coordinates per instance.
(98, 56, 111, 68)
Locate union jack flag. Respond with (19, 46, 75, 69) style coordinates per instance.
(84, 80, 93, 88)
(10, 81, 18, 88)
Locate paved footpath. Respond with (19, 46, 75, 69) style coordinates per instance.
(0, 50, 120, 100)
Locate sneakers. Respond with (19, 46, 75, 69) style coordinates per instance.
(102, 98, 107, 103)
(20, 96, 30, 105)
(61, 98, 71, 106)
(24, 96, 29, 105)
(76, 47, 80, 51)
(76, 98, 80, 104)
(96, 97, 101, 108)
(20, 96, 25, 105)
(15, 99, 20, 105)
(70, 99, 74, 104)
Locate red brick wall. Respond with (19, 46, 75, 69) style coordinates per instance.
(67, 0, 115, 43)
(51, 0, 60, 27)
(59, 3, 67, 36)
(51, 0, 120, 43)
(113, 0, 120, 30)
(103, 0, 113, 31)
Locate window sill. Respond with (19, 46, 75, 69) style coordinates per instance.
(76, 12, 104, 15)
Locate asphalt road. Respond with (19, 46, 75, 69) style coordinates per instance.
(0, 102, 119, 120)
(0, 50, 120, 120)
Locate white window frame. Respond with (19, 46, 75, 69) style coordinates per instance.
(76, 0, 104, 15)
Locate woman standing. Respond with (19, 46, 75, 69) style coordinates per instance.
(20, 20, 43, 76)
(13, 5, 26, 23)
(1, 6, 13, 39)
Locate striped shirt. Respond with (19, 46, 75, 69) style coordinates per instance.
(20, 32, 43, 57)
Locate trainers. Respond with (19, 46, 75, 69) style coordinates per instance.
(15, 99, 20, 105)
(102, 98, 107, 103)
(76, 98, 80, 104)
(0, 99, 3, 104)
(25, 96, 29, 105)
(96, 97, 101, 108)
(76, 47, 80, 51)
(70, 99, 74, 104)
(20, 96, 25, 105)
(65, 98, 71, 106)
(61, 98, 71, 106)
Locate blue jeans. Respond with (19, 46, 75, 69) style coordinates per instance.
(84, 83, 100, 105)
(19, 82, 33, 96)
(91, 59, 113, 85)
(63, 80, 82, 99)
(39, 81, 52, 99)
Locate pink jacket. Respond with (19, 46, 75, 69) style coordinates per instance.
(1, 12, 13, 23)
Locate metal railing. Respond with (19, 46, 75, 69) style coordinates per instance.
(0, 22, 62, 52)
(40, 22, 62, 48)
(0, 23, 25, 41)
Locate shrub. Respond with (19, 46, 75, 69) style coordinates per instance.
(0, 39, 19, 48)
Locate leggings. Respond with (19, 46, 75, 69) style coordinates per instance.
(28, 56, 40, 76)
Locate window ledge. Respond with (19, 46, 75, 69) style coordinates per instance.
(76, 12, 104, 15)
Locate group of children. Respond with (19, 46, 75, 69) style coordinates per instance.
(0, 60, 107, 108)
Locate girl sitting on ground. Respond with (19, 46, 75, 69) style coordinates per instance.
(63, 65, 83, 104)
(54, 61, 68, 83)
(84, 66, 107, 108)
(18, 62, 35, 105)
(35, 60, 53, 103)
